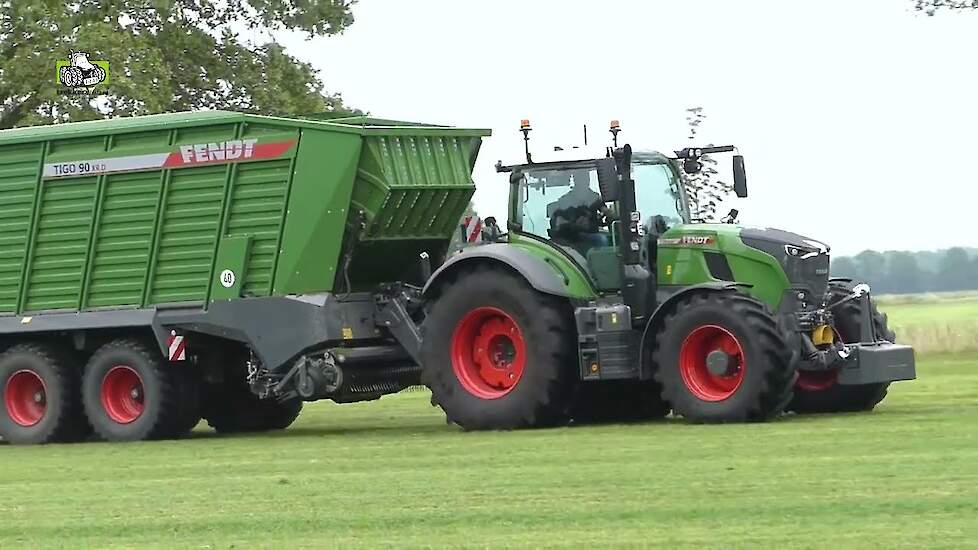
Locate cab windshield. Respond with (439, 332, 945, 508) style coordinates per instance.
(632, 161, 688, 226)
(514, 159, 688, 247)
(515, 166, 610, 250)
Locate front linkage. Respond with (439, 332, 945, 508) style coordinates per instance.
(788, 280, 916, 412)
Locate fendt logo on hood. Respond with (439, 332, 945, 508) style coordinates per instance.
(682, 235, 714, 246)
(658, 234, 716, 247)
(177, 139, 259, 164)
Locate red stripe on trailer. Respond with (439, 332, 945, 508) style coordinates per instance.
(463, 215, 482, 243)
(167, 332, 186, 362)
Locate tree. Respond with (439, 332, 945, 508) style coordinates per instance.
(682, 107, 733, 221)
(831, 256, 859, 279)
(913, 1, 978, 15)
(853, 250, 889, 293)
(0, 1, 358, 129)
(886, 252, 926, 294)
(936, 247, 973, 291)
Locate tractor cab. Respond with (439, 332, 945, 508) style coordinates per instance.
(500, 151, 689, 292)
(496, 120, 721, 304)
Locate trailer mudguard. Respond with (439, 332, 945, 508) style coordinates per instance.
(422, 243, 572, 297)
(638, 282, 751, 379)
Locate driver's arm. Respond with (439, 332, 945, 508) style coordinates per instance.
(588, 199, 615, 223)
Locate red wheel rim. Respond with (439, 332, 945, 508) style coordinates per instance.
(451, 306, 527, 399)
(679, 325, 746, 402)
(4, 370, 47, 426)
(796, 370, 837, 391)
(100, 366, 144, 424)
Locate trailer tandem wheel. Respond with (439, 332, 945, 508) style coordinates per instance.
(81, 338, 191, 441)
(0, 343, 89, 444)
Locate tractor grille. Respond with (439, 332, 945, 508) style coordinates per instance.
(789, 253, 830, 299)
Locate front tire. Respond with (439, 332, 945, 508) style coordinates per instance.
(789, 281, 894, 413)
(652, 290, 796, 422)
(421, 265, 576, 430)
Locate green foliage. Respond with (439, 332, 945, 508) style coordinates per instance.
(832, 247, 978, 294)
(0, 353, 975, 546)
(0, 0, 359, 129)
(682, 106, 733, 221)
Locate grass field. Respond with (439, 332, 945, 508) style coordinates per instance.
(1, 352, 976, 548)
(876, 292, 978, 353)
(1, 297, 976, 548)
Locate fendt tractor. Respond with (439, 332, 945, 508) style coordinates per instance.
(0, 112, 914, 445)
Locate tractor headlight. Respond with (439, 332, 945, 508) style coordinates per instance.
(784, 245, 819, 259)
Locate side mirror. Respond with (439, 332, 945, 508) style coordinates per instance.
(595, 157, 620, 202)
(732, 155, 748, 198)
(682, 158, 702, 174)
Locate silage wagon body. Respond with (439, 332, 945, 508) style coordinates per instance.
(0, 111, 489, 443)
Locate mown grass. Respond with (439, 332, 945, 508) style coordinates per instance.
(876, 292, 978, 353)
(0, 353, 975, 549)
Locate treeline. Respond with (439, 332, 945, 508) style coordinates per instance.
(831, 247, 978, 295)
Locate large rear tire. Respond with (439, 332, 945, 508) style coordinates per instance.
(789, 281, 894, 413)
(0, 343, 89, 444)
(81, 339, 189, 441)
(651, 290, 796, 423)
(421, 265, 576, 430)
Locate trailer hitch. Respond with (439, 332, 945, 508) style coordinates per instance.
(374, 283, 424, 364)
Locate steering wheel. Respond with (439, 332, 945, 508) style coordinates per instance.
(550, 204, 602, 237)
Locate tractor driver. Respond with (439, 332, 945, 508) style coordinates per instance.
(547, 169, 612, 249)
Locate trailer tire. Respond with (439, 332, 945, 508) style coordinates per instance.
(0, 342, 89, 444)
(82, 339, 183, 441)
(570, 380, 670, 424)
(421, 265, 576, 430)
(789, 281, 894, 414)
(203, 381, 302, 434)
(652, 290, 796, 423)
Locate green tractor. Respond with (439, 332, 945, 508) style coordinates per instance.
(419, 121, 916, 426)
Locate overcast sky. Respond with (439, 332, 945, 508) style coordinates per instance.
(277, 0, 978, 256)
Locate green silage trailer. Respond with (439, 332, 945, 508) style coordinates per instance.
(0, 111, 490, 443)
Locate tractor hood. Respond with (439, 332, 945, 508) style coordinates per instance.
(738, 227, 831, 300)
(657, 223, 833, 308)
(739, 227, 830, 256)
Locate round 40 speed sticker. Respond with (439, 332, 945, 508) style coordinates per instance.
(219, 269, 236, 288)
